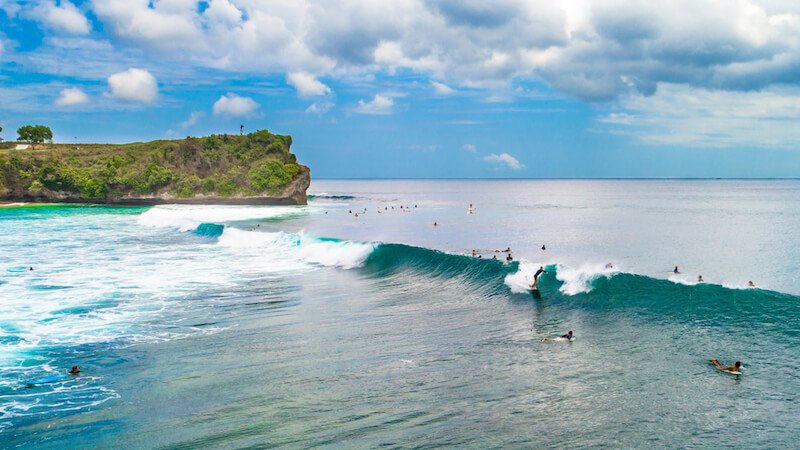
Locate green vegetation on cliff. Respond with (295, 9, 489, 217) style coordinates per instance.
(0, 130, 309, 204)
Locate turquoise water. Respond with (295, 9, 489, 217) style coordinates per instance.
(1, 181, 799, 447)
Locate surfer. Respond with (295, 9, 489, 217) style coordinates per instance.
(541, 244, 546, 250)
(506, 253, 513, 263)
(673, 266, 680, 274)
(69, 366, 80, 374)
(698, 275, 704, 282)
(605, 262, 613, 269)
(710, 359, 742, 374)
(748, 281, 756, 288)
(471, 249, 478, 257)
(28, 267, 34, 271)
(543, 331, 573, 341)
(433, 222, 439, 227)
(492, 255, 498, 260)
(532, 266, 547, 289)
(503, 247, 511, 253)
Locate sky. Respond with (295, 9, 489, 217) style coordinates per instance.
(1, 0, 800, 178)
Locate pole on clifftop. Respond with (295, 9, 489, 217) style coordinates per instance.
(240, 124, 244, 135)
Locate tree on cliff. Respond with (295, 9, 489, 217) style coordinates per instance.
(17, 125, 53, 149)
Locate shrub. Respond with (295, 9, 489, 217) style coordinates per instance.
(176, 175, 201, 197)
(249, 160, 298, 193)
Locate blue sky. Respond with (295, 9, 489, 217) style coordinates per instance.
(2, 0, 800, 178)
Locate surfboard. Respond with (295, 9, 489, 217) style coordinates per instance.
(713, 366, 742, 375)
(25, 374, 69, 386)
(531, 289, 541, 299)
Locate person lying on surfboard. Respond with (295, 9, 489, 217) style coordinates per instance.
(532, 266, 547, 289)
(710, 359, 741, 374)
(542, 331, 573, 341)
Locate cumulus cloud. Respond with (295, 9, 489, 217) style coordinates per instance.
(10, 0, 800, 118)
(107, 68, 158, 103)
(355, 94, 394, 115)
(306, 102, 333, 114)
(287, 71, 331, 97)
(431, 81, 455, 95)
(599, 83, 800, 148)
(179, 111, 204, 129)
(34, 1, 91, 34)
(213, 93, 259, 117)
(55, 87, 89, 106)
(484, 152, 524, 170)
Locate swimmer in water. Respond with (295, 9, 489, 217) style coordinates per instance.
(68, 366, 80, 375)
(532, 266, 547, 289)
(543, 331, 573, 342)
(710, 359, 742, 374)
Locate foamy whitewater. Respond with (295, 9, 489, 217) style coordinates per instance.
(2, 180, 800, 448)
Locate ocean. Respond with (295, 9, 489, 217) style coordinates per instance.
(1, 180, 798, 448)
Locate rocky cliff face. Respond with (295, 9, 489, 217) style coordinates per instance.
(0, 131, 310, 205)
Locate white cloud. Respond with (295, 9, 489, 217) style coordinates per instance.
(484, 152, 524, 170)
(0, 0, 21, 18)
(287, 71, 331, 97)
(462, 144, 477, 152)
(599, 83, 800, 148)
(180, 111, 204, 129)
(55, 87, 89, 106)
(213, 93, 259, 117)
(431, 81, 455, 95)
(355, 94, 394, 115)
(35, 1, 91, 34)
(306, 102, 333, 114)
(107, 68, 158, 103)
(9, 0, 800, 133)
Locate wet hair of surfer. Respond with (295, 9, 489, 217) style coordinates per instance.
(69, 366, 80, 374)
(561, 331, 573, 339)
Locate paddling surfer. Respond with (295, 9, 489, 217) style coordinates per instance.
(543, 331, 573, 341)
(710, 359, 741, 374)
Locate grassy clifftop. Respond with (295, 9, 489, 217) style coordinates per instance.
(0, 130, 310, 205)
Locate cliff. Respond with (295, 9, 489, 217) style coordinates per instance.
(0, 130, 310, 205)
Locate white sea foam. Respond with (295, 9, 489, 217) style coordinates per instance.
(556, 263, 619, 295)
(138, 204, 305, 231)
(217, 228, 375, 270)
(504, 260, 546, 293)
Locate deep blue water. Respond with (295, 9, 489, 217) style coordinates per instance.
(1, 180, 799, 448)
